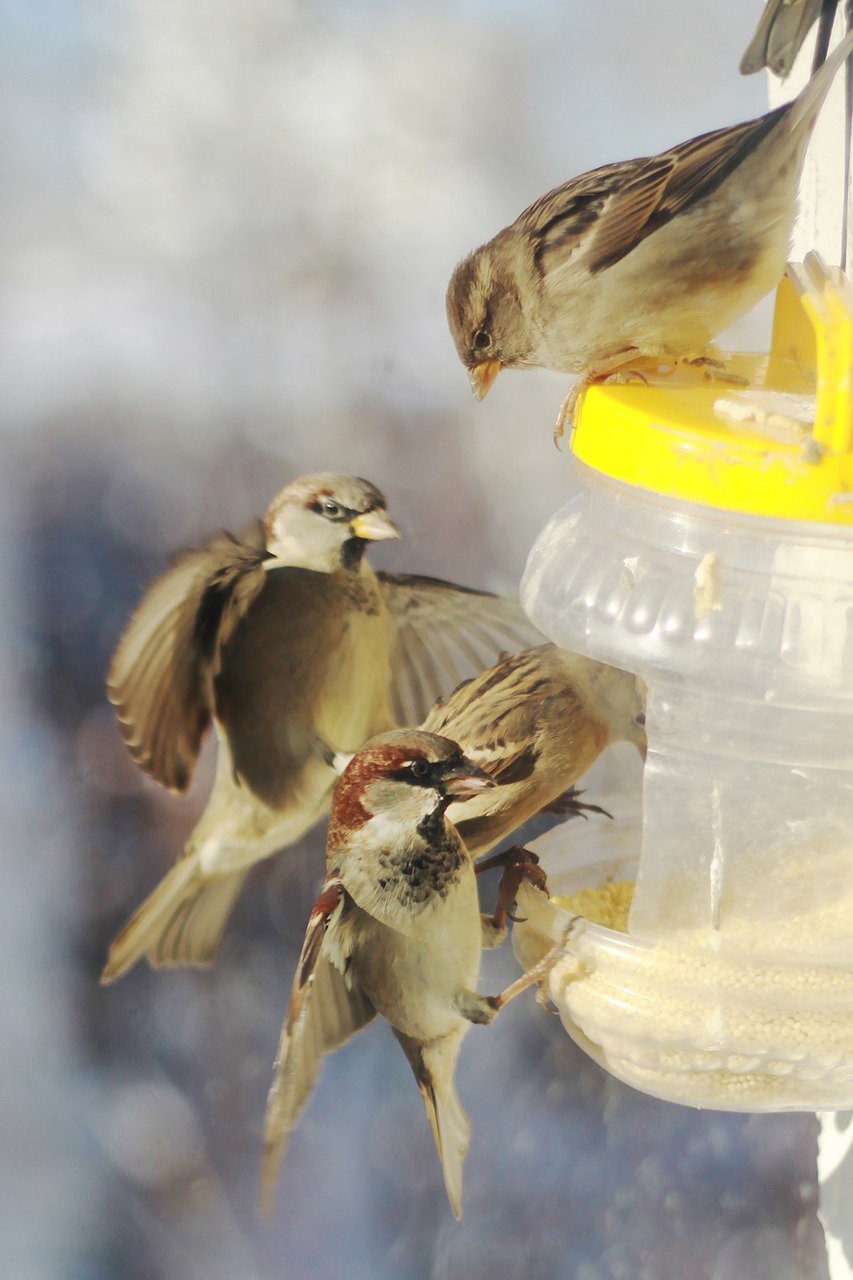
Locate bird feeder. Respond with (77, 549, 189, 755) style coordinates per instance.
(513, 255, 853, 1110)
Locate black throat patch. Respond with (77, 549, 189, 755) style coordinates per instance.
(340, 537, 368, 570)
(376, 818, 465, 907)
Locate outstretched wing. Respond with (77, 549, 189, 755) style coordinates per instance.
(260, 878, 376, 1215)
(107, 521, 269, 792)
(378, 573, 543, 727)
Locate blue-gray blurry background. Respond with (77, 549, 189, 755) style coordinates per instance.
(3, 2, 828, 1277)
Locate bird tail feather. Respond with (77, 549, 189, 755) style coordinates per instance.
(100, 856, 248, 982)
(788, 27, 853, 136)
(394, 1028, 472, 1218)
(419, 1075, 471, 1220)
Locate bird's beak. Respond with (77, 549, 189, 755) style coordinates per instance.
(468, 360, 501, 401)
(442, 759, 495, 802)
(350, 509, 401, 542)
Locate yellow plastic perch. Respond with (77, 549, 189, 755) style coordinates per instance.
(571, 253, 853, 524)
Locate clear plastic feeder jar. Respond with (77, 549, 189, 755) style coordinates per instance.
(514, 262, 853, 1111)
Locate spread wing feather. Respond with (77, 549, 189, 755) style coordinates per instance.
(107, 521, 268, 792)
(379, 573, 542, 727)
(260, 879, 375, 1215)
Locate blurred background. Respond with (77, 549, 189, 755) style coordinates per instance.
(3, 1, 831, 1277)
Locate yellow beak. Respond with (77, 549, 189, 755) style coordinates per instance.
(468, 359, 501, 401)
(350, 509, 401, 542)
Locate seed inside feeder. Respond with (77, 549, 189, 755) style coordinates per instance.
(552, 880, 634, 932)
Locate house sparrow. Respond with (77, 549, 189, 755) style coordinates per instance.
(446, 29, 853, 434)
(740, 0, 826, 77)
(423, 643, 646, 859)
(102, 475, 541, 982)
(260, 730, 552, 1220)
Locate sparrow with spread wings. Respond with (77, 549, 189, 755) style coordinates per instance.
(101, 474, 540, 982)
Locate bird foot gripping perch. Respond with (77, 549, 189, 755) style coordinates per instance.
(488, 928, 574, 1012)
(476, 847, 572, 1010)
(477, 845, 549, 929)
(553, 352, 751, 444)
(553, 362, 653, 445)
(471, 849, 573, 1011)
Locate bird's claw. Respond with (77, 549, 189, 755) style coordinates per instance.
(602, 368, 649, 388)
(554, 376, 598, 445)
(553, 389, 576, 446)
(478, 845, 549, 930)
(555, 361, 656, 446)
(545, 785, 612, 822)
(554, 355, 748, 444)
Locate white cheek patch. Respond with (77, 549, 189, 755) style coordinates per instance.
(363, 798, 433, 850)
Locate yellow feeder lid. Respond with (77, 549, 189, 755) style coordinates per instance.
(570, 254, 853, 525)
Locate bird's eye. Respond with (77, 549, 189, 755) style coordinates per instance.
(409, 758, 429, 779)
(473, 330, 492, 351)
(322, 500, 341, 518)
(635, 711, 646, 727)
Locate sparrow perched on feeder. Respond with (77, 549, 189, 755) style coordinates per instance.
(260, 731, 551, 1220)
(446, 29, 853, 436)
(422, 643, 647, 858)
(740, 0, 826, 77)
(102, 475, 540, 982)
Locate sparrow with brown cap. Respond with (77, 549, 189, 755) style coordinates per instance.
(260, 730, 554, 1220)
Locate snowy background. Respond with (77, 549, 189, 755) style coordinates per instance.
(2, 1, 831, 1277)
